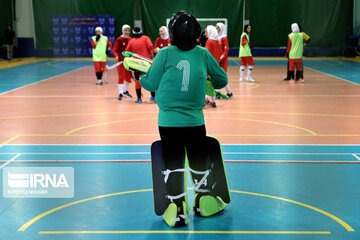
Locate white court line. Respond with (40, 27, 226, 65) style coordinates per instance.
(0, 153, 22, 169)
(4, 143, 360, 146)
(305, 66, 360, 86)
(2, 95, 360, 98)
(0, 65, 88, 96)
(0, 159, 359, 164)
(352, 154, 360, 161)
(0, 152, 358, 155)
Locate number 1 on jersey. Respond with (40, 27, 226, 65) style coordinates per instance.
(176, 60, 190, 92)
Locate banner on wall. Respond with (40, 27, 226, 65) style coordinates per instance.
(52, 15, 115, 57)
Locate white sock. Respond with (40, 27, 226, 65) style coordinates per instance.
(118, 84, 124, 94)
(211, 96, 216, 103)
(225, 85, 231, 94)
(240, 66, 245, 79)
(124, 81, 130, 92)
(247, 65, 254, 78)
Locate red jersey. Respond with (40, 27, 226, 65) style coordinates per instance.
(112, 36, 132, 61)
(125, 35, 153, 59)
(219, 37, 229, 72)
(205, 39, 222, 64)
(154, 38, 171, 49)
(219, 37, 229, 58)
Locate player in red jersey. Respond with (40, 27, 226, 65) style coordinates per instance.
(205, 25, 222, 107)
(112, 24, 133, 100)
(216, 22, 232, 98)
(125, 27, 154, 103)
(154, 26, 171, 53)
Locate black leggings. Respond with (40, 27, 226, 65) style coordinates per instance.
(159, 125, 207, 204)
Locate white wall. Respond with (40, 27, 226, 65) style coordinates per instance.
(15, 0, 35, 38)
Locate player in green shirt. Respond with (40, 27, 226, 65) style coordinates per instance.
(140, 11, 230, 227)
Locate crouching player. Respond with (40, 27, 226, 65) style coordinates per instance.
(140, 11, 231, 227)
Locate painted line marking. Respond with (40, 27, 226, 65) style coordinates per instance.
(305, 66, 360, 85)
(352, 154, 360, 161)
(0, 152, 359, 155)
(18, 189, 354, 232)
(2, 160, 360, 164)
(0, 153, 21, 169)
(38, 230, 331, 235)
(1, 111, 360, 121)
(0, 134, 21, 148)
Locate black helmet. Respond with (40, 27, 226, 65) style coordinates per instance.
(168, 11, 201, 51)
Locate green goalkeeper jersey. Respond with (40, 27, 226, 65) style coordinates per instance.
(140, 45, 228, 127)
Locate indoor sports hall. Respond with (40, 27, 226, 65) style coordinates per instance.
(0, 1, 359, 240)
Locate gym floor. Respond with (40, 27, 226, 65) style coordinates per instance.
(0, 58, 359, 240)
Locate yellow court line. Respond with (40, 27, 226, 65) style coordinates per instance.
(18, 189, 152, 231)
(64, 117, 157, 135)
(231, 190, 354, 232)
(38, 230, 331, 235)
(18, 189, 354, 232)
(0, 58, 46, 69)
(206, 117, 317, 136)
(0, 134, 21, 148)
(1, 111, 360, 121)
(3, 133, 360, 147)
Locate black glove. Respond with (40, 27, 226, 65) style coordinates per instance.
(249, 42, 254, 49)
(285, 52, 289, 58)
(106, 49, 110, 55)
(96, 35, 100, 42)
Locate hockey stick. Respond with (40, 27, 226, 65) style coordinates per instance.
(106, 61, 123, 70)
(122, 51, 153, 63)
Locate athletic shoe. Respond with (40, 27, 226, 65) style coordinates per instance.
(123, 91, 132, 98)
(246, 77, 255, 82)
(150, 97, 156, 103)
(118, 94, 123, 100)
(210, 102, 217, 108)
(227, 92, 233, 98)
(205, 99, 210, 105)
(135, 98, 142, 103)
(193, 194, 227, 217)
(96, 80, 103, 85)
(283, 77, 291, 81)
(239, 78, 245, 82)
(215, 93, 221, 100)
(289, 79, 295, 84)
(300, 79, 304, 84)
(163, 201, 188, 227)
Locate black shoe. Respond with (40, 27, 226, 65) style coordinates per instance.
(123, 91, 132, 98)
(118, 93, 123, 100)
(215, 93, 221, 100)
(227, 92, 233, 98)
(283, 77, 291, 81)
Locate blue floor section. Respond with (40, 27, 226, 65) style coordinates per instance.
(0, 145, 360, 240)
(0, 60, 91, 94)
(228, 59, 360, 84)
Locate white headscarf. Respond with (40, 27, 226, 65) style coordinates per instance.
(216, 23, 226, 40)
(121, 24, 131, 38)
(206, 25, 218, 40)
(95, 27, 103, 34)
(160, 26, 169, 40)
(291, 23, 300, 33)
